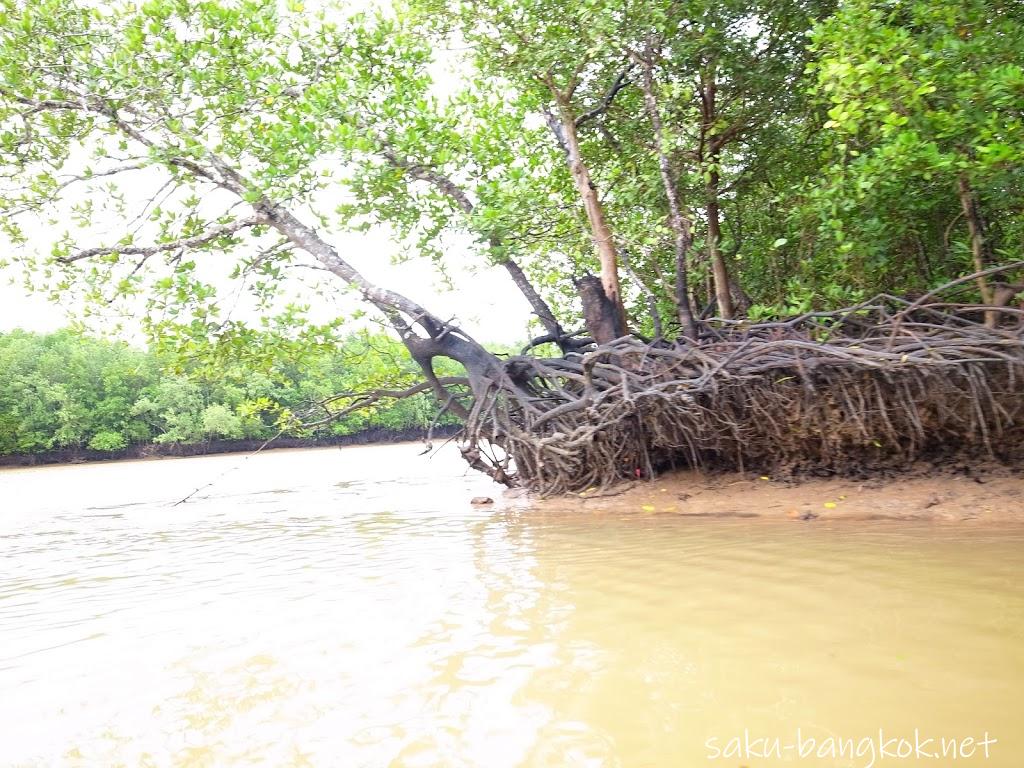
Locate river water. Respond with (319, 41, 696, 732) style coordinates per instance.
(1, 444, 1022, 767)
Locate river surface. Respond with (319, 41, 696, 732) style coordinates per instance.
(1, 444, 1022, 767)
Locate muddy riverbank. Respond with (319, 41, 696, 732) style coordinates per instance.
(551, 464, 1024, 524)
(0, 425, 460, 468)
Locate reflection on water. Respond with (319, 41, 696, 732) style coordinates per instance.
(1, 445, 1022, 767)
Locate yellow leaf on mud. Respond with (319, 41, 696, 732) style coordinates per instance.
(823, 501, 838, 509)
(641, 505, 656, 512)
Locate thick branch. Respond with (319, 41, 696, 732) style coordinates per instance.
(376, 141, 577, 352)
(379, 147, 474, 214)
(575, 63, 634, 129)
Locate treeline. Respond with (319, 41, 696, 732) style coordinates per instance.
(0, 329, 452, 456)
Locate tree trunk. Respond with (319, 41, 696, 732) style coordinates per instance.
(705, 164, 734, 320)
(549, 95, 628, 343)
(699, 65, 735, 321)
(728, 275, 752, 316)
(957, 173, 997, 327)
(575, 274, 623, 345)
(957, 173, 992, 302)
(635, 52, 699, 341)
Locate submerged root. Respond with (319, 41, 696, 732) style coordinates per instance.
(460, 297, 1024, 496)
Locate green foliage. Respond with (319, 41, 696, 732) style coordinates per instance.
(800, 0, 1024, 301)
(87, 431, 128, 452)
(0, 330, 155, 452)
(0, 329, 453, 455)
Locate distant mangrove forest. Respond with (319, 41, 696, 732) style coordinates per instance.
(0, 329, 458, 459)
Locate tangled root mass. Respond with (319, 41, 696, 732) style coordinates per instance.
(459, 297, 1024, 496)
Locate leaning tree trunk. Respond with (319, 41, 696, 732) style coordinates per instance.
(253, 200, 506, 421)
(499, 253, 585, 354)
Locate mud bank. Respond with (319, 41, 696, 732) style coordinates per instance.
(538, 465, 1024, 524)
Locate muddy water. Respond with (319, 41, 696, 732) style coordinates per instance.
(1, 444, 1022, 767)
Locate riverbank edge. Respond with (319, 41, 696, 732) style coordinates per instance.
(545, 463, 1024, 524)
(0, 425, 461, 468)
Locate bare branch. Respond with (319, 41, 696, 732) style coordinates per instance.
(63, 216, 264, 263)
(1, 87, 237, 191)
(53, 162, 149, 193)
(301, 376, 471, 429)
(575, 63, 635, 129)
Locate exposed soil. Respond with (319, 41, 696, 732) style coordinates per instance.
(535, 464, 1024, 524)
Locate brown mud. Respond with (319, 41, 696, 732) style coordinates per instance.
(536, 464, 1024, 524)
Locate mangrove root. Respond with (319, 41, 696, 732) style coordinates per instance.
(459, 296, 1024, 495)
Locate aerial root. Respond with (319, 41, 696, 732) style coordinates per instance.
(460, 296, 1024, 496)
